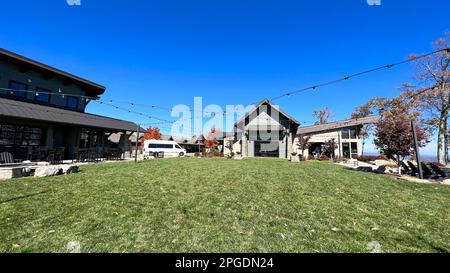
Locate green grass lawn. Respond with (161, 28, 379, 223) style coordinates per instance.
(1, 158, 449, 253)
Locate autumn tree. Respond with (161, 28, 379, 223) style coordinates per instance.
(374, 118, 429, 175)
(404, 33, 450, 164)
(322, 139, 338, 158)
(204, 128, 219, 153)
(204, 138, 219, 152)
(313, 107, 333, 124)
(295, 134, 311, 160)
(140, 127, 162, 145)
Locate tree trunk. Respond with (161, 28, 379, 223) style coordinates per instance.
(362, 138, 365, 156)
(445, 116, 449, 164)
(437, 119, 446, 165)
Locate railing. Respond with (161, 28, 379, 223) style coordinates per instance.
(73, 148, 123, 163)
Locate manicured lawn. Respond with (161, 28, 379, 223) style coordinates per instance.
(0, 158, 449, 253)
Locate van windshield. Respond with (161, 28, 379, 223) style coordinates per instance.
(176, 145, 182, 149)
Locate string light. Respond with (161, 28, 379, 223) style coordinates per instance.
(0, 47, 447, 128)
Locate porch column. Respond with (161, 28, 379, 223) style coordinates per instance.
(45, 126, 54, 148)
(287, 130, 293, 160)
(242, 131, 248, 157)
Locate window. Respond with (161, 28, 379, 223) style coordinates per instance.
(66, 96, 79, 109)
(342, 127, 358, 139)
(351, 143, 358, 157)
(79, 128, 90, 148)
(35, 87, 51, 103)
(342, 143, 350, 158)
(8, 81, 28, 98)
(0, 124, 43, 147)
(148, 144, 175, 149)
(341, 128, 350, 139)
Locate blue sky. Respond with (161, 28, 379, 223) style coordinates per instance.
(1, 0, 449, 155)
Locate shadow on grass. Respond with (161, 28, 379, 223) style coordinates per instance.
(0, 190, 50, 204)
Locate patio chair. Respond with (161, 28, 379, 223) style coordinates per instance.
(407, 161, 419, 177)
(401, 162, 413, 175)
(429, 163, 447, 179)
(54, 147, 65, 164)
(78, 148, 88, 163)
(27, 147, 42, 162)
(0, 152, 14, 164)
(420, 162, 437, 179)
(47, 149, 56, 164)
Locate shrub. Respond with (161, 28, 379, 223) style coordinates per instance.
(319, 155, 330, 161)
(333, 156, 347, 163)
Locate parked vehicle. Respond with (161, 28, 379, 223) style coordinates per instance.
(143, 140, 187, 158)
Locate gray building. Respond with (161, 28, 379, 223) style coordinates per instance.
(0, 48, 139, 161)
(296, 115, 380, 159)
(232, 99, 301, 159)
(225, 99, 380, 160)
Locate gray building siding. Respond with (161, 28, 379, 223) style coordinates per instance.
(0, 60, 89, 112)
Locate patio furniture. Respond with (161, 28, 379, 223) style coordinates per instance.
(401, 162, 413, 175)
(0, 152, 15, 164)
(27, 147, 45, 162)
(429, 163, 447, 179)
(420, 162, 437, 179)
(87, 148, 100, 163)
(47, 149, 55, 164)
(407, 161, 419, 177)
(111, 148, 123, 160)
(54, 147, 65, 164)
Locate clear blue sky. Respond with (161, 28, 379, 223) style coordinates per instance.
(1, 0, 449, 155)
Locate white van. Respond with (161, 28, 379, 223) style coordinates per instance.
(143, 140, 187, 158)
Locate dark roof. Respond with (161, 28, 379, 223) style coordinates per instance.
(0, 48, 106, 98)
(0, 98, 139, 132)
(236, 99, 301, 127)
(297, 115, 381, 135)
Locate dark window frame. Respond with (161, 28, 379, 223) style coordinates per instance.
(148, 143, 175, 149)
(341, 128, 350, 139)
(35, 87, 52, 104)
(66, 96, 79, 110)
(8, 80, 28, 98)
(0, 124, 44, 147)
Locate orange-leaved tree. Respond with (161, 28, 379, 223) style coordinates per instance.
(204, 128, 219, 152)
(140, 127, 162, 146)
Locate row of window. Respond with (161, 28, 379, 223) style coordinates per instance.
(148, 144, 181, 149)
(6, 80, 79, 110)
(341, 128, 358, 139)
(0, 124, 44, 147)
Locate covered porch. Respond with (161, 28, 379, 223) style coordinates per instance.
(0, 98, 141, 164)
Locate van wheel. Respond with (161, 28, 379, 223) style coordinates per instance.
(179, 152, 185, 157)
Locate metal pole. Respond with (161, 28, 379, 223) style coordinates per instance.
(411, 120, 424, 179)
(134, 124, 140, 164)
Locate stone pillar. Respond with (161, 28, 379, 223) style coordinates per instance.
(287, 131, 293, 160)
(242, 131, 248, 158)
